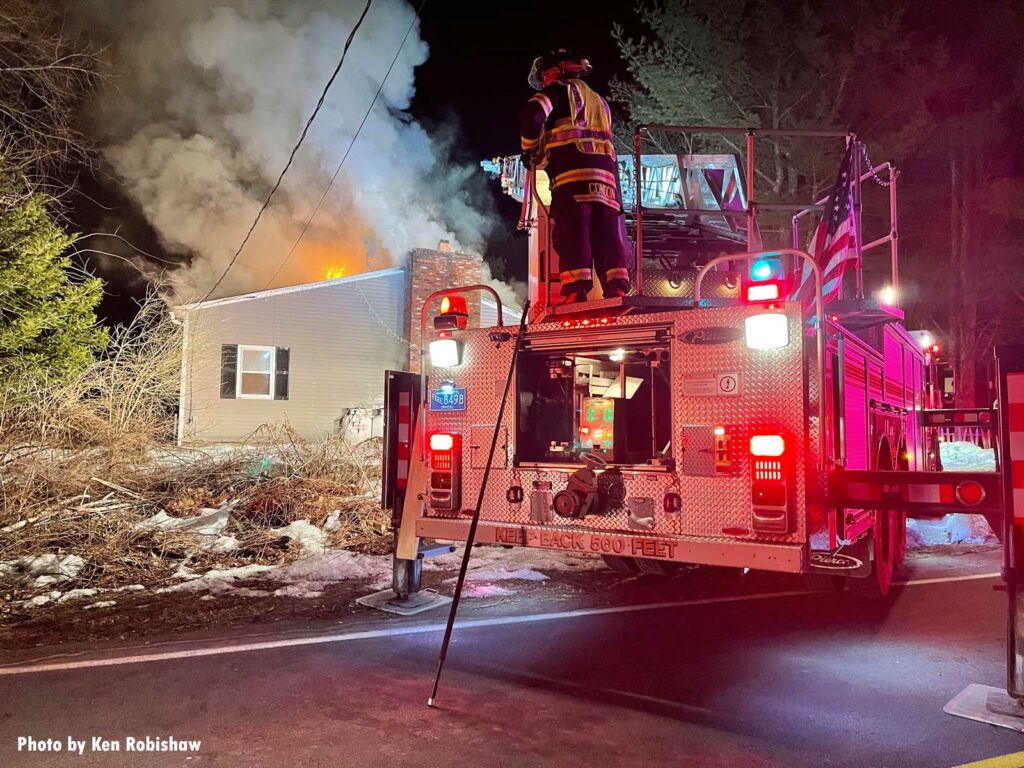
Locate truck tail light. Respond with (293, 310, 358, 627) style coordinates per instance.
(429, 433, 454, 451)
(744, 281, 782, 303)
(428, 433, 461, 511)
(744, 312, 789, 350)
(750, 434, 785, 456)
(749, 433, 791, 533)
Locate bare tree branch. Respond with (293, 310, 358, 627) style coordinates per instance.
(0, 0, 103, 203)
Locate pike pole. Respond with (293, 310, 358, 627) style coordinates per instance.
(427, 301, 531, 707)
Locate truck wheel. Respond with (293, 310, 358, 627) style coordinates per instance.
(894, 438, 909, 569)
(893, 512, 907, 570)
(601, 554, 639, 574)
(849, 509, 896, 598)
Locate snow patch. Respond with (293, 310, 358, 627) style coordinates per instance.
(83, 600, 117, 610)
(464, 584, 516, 597)
(939, 441, 996, 472)
(159, 563, 274, 594)
(448, 566, 550, 584)
(273, 520, 327, 555)
(136, 506, 231, 537)
(273, 583, 324, 599)
(28, 591, 63, 607)
(58, 588, 99, 603)
(906, 442, 998, 547)
(1, 554, 86, 587)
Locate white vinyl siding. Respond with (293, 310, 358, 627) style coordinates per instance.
(180, 269, 407, 442)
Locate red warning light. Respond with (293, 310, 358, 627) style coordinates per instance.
(930, 344, 940, 354)
(440, 296, 468, 315)
(955, 480, 985, 506)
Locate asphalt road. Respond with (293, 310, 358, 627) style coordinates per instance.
(1, 548, 1021, 767)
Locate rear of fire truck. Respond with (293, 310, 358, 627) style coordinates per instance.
(384, 126, 940, 598)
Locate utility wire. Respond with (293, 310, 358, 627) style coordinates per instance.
(195, 0, 374, 304)
(261, 0, 426, 290)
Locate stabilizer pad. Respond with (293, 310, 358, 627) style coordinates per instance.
(944, 683, 1024, 732)
(356, 588, 452, 616)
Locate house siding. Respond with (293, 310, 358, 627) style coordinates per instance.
(181, 269, 407, 443)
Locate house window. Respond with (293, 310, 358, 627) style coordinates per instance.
(237, 345, 275, 399)
(219, 345, 289, 400)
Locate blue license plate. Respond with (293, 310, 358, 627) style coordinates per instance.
(429, 387, 467, 412)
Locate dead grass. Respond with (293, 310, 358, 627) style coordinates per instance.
(0, 299, 393, 613)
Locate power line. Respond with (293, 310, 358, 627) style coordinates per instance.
(262, 0, 426, 290)
(195, 0, 374, 305)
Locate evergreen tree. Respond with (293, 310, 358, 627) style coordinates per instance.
(0, 171, 107, 391)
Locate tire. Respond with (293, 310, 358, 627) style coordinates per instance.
(848, 508, 897, 598)
(849, 439, 897, 598)
(894, 437, 909, 569)
(893, 511, 907, 570)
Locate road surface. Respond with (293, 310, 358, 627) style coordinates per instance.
(1, 548, 1020, 767)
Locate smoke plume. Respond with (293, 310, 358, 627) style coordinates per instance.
(82, 0, 498, 301)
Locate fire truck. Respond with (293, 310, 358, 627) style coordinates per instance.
(380, 124, 1024, 719)
(382, 125, 1004, 601)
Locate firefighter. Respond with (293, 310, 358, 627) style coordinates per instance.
(520, 48, 631, 304)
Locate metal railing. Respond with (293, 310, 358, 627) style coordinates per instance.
(633, 125, 851, 297)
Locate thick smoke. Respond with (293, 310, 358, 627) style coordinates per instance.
(83, 0, 498, 301)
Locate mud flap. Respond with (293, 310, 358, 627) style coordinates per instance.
(807, 535, 872, 578)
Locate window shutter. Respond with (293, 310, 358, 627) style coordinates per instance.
(220, 345, 237, 399)
(274, 347, 290, 400)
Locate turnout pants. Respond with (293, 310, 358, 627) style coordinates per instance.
(551, 194, 631, 297)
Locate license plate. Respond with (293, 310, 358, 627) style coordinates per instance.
(429, 387, 467, 412)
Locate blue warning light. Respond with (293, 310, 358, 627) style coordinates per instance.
(749, 257, 783, 282)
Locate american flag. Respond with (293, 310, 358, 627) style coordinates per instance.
(794, 142, 857, 306)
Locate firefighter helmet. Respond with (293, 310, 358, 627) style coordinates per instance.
(528, 48, 593, 90)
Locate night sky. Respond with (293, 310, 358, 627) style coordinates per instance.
(71, 1, 637, 322)
(65, 0, 1022, 334)
(408, 2, 636, 289)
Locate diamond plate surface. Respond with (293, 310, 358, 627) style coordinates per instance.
(422, 303, 816, 549)
(639, 269, 741, 300)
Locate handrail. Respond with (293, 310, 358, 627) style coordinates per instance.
(418, 285, 504, 460)
(527, 171, 553, 318)
(633, 125, 850, 296)
(790, 157, 899, 304)
(694, 248, 828, 471)
(638, 125, 851, 138)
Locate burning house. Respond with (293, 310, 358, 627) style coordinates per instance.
(174, 244, 518, 444)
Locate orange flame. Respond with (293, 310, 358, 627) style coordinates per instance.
(324, 264, 349, 280)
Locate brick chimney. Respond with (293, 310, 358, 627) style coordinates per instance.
(406, 243, 482, 373)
